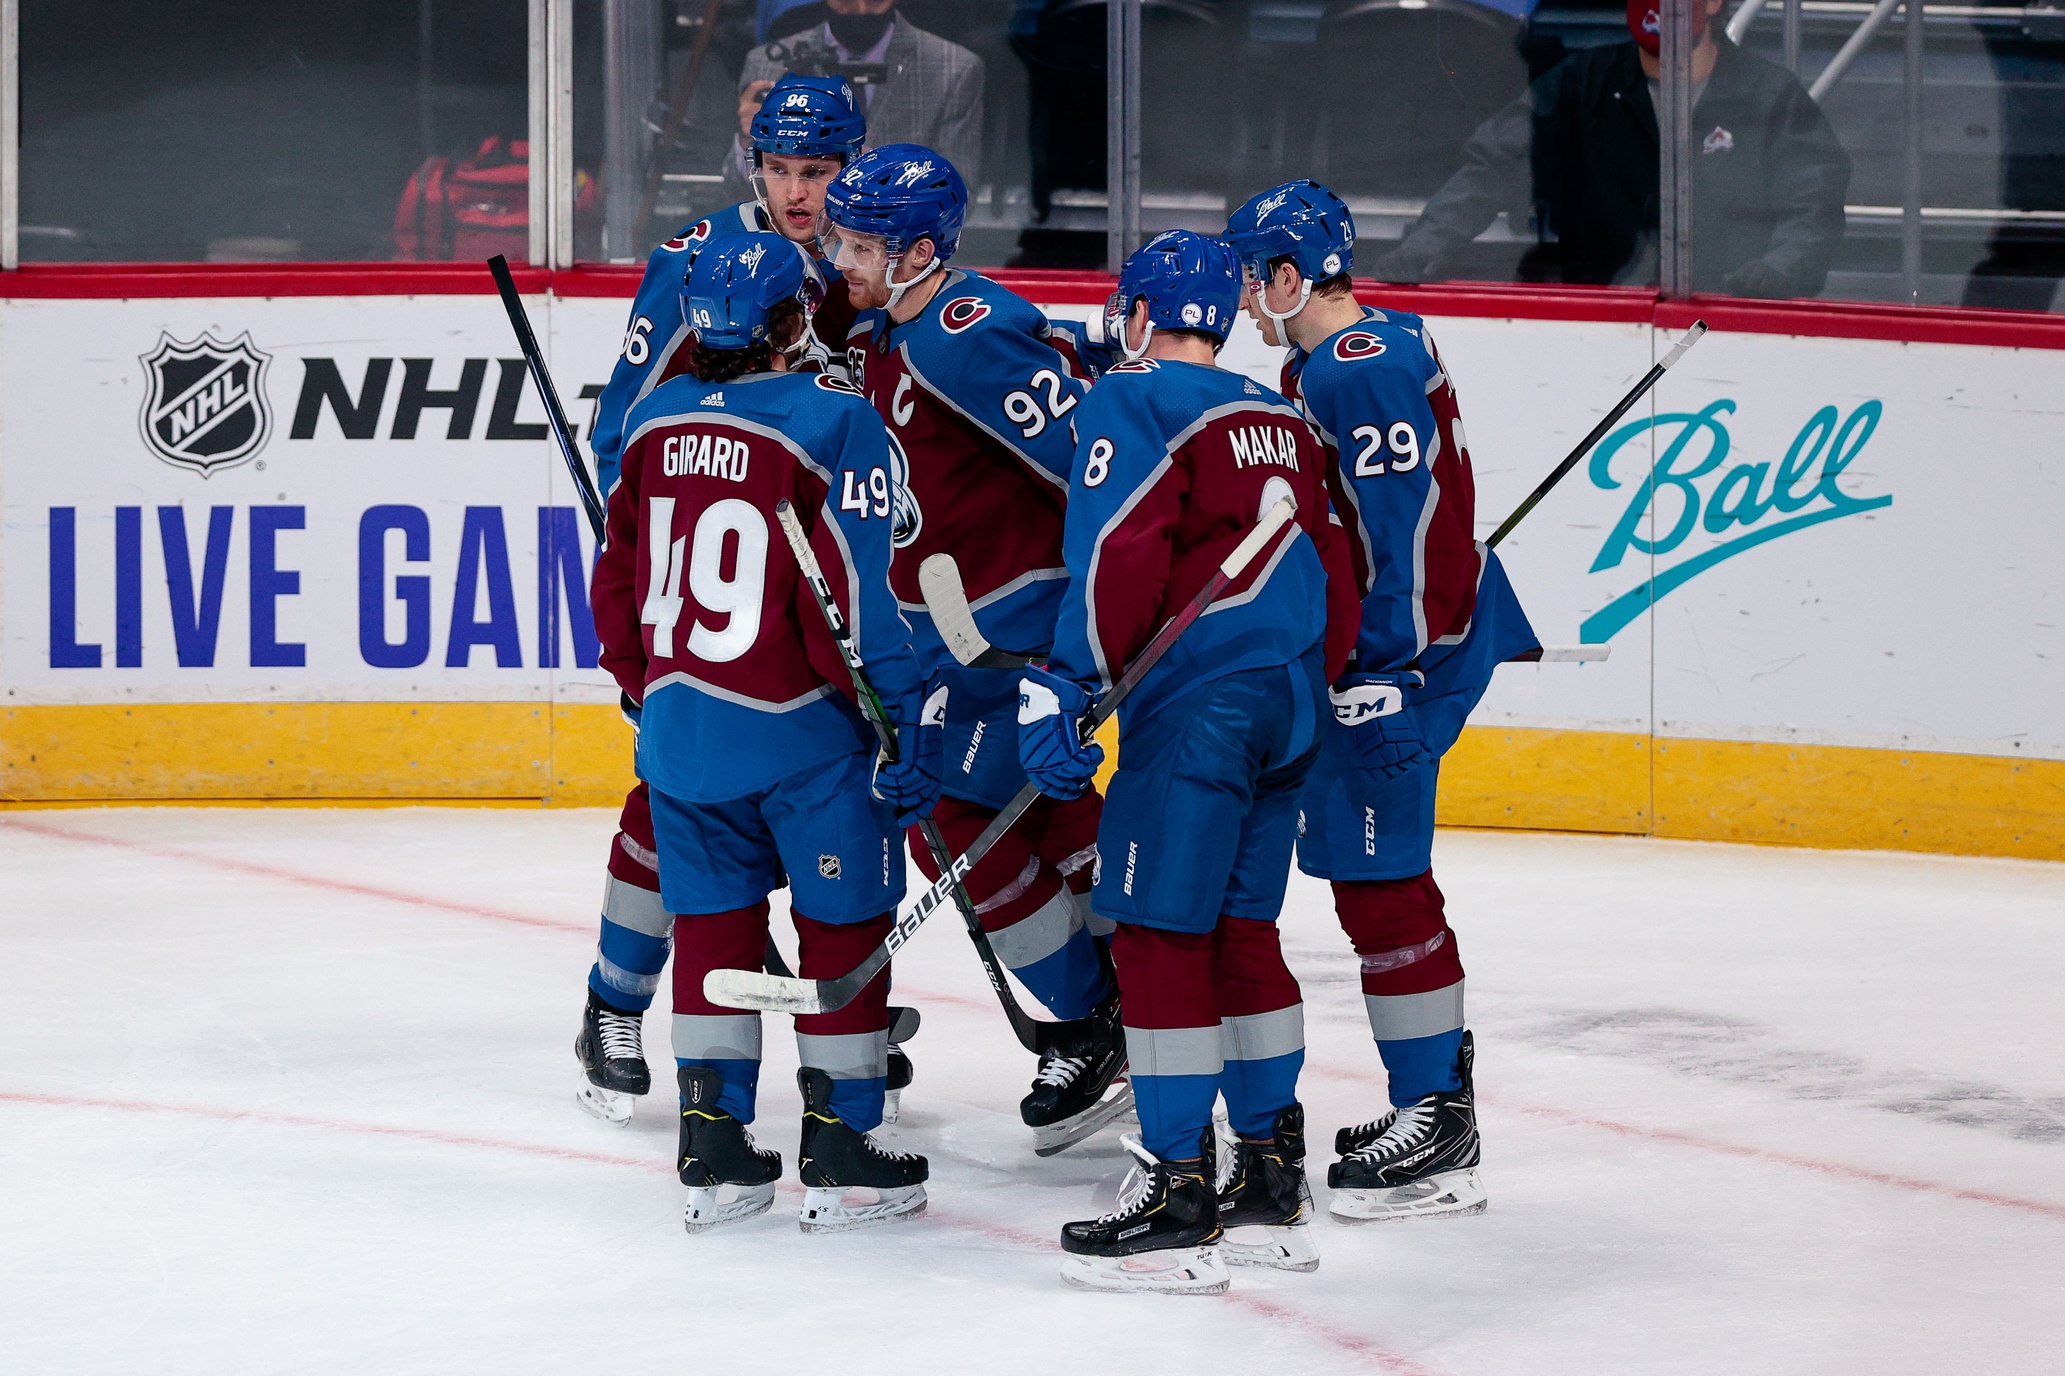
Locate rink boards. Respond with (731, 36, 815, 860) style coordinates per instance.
(2, 283, 2060, 860)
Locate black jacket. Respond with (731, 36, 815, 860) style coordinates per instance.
(1377, 39, 1851, 297)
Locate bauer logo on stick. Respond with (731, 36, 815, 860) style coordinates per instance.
(138, 331, 274, 476)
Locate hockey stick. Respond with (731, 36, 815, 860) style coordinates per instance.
(484, 254, 824, 990)
(918, 555, 1039, 671)
(1485, 320, 1707, 550)
(706, 496, 1300, 1016)
(487, 254, 607, 543)
(771, 501, 1061, 1054)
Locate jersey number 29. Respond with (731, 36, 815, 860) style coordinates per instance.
(1352, 422, 1422, 477)
(643, 496, 767, 662)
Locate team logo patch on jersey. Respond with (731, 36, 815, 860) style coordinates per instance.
(886, 431, 923, 547)
(138, 331, 274, 476)
(940, 297, 992, 334)
(815, 373, 862, 396)
(818, 854, 842, 879)
(1106, 358, 1160, 374)
(1332, 332, 1388, 362)
(662, 219, 713, 253)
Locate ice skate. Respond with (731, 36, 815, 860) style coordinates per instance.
(1023, 994, 1133, 1157)
(574, 990, 650, 1126)
(1059, 1130, 1228, 1295)
(1329, 1030, 1486, 1222)
(796, 1067, 928, 1232)
(1215, 1104, 1319, 1272)
(677, 1066, 781, 1232)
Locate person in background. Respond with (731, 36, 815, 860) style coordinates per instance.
(1373, 0, 1850, 298)
(726, 1, 985, 196)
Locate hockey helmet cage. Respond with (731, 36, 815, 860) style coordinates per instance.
(750, 74, 865, 163)
(681, 233, 811, 351)
(822, 144, 969, 262)
(1106, 230, 1242, 361)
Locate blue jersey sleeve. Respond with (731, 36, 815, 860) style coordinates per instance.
(909, 288, 1090, 490)
(1046, 370, 1183, 694)
(591, 234, 703, 498)
(814, 388, 925, 719)
(1305, 327, 1448, 672)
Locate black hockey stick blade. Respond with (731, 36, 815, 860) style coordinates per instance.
(486, 254, 608, 544)
(918, 554, 1039, 670)
(1486, 319, 1706, 550)
(706, 498, 1299, 1016)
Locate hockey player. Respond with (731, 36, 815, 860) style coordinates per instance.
(819, 143, 1130, 1153)
(1017, 231, 1360, 1293)
(1226, 181, 1539, 1223)
(574, 74, 870, 1123)
(590, 234, 938, 1232)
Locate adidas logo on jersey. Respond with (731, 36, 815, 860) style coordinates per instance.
(1228, 425, 1300, 471)
(700, 391, 726, 407)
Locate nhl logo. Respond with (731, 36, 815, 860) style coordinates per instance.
(138, 331, 273, 476)
(818, 853, 842, 879)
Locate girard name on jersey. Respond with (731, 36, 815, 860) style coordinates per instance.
(1228, 424, 1302, 471)
(662, 431, 751, 482)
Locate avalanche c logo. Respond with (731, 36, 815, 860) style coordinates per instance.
(940, 297, 991, 334)
(663, 219, 713, 253)
(1333, 332, 1387, 362)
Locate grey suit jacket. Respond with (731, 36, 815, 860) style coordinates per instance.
(735, 17, 986, 189)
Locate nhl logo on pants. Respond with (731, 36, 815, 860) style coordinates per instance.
(138, 331, 274, 475)
(818, 854, 842, 879)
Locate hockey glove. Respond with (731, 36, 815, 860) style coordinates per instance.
(872, 682, 947, 821)
(1017, 666, 1104, 800)
(619, 690, 643, 735)
(1331, 672, 1433, 782)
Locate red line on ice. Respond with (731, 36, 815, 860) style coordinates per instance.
(0, 817, 591, 935)
(1, 1088, 1434, 1373)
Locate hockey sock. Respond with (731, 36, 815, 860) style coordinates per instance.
(671, 901, 771, 1122)
(1110, 922, 1222, 1161)
(794, 909, 894, 1134)
(1211, 914, 1305, 1139)
(586, 786, 673, 1012)
(1334, 873, 1466, 1106)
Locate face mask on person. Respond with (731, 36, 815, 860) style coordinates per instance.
(828, 9, 893, 52)
(1627, 0, 1662, 54)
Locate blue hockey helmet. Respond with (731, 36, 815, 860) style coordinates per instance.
(1225, 179, 1357, 318)
(680, 232, 810, 351)
(1106, 230, 1242, 360)
(821, 143, 968, 262)
(749, 74, 865, 163)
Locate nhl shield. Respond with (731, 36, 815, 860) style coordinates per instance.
(138, 332, 274, 475)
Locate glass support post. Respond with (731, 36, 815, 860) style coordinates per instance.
(2, 0, 17, 270)
(1902, 0, 1924, 301)
(1106, 0, 1141, 275)
(1658, 0, 1696, 295)
(550, 0, 575, 268)
(528, 0, 549, 265)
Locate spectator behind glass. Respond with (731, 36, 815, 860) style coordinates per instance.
(724, 2, 985, 196)
(1374, 0, 1850, 298)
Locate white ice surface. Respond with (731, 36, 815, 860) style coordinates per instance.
(3, 809, 2062, 1375)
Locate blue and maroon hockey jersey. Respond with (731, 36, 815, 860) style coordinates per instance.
(590, 368, 922, 802)
(1044, 358, 1360, 724)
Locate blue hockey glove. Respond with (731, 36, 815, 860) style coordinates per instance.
(872, 682, 947, 821)
(1330, 672, 1432, 782)
(1017, 666, 1105, 800)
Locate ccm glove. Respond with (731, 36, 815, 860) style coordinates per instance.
(1016, 666, 1105, 800)
(1330, 671, 1433, 782)
(871, 682, 948, 821)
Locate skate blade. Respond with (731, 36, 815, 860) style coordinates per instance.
(798, 1183, 927, 1233)
(1059, 1245, 1231, 1295)
(575, 1083, 633, 1126)
(682, 1181, 777, 1233)
(1031, 1082, 1138, 1157)
(1329, 1167, 1487, 1223)
(1220, 1223, 1321, 1272)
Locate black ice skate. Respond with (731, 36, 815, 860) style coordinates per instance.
(1059, 1129, 1228, 1295)
(1022, 994, 1134, 1157)
(796, 1066, 928, 1232)
(1215, 1104, 1319, 1272)
(677, 1066, 781, 1232)
(1328, 1030, 1486, 1222)
(574, 990, 650, 1126)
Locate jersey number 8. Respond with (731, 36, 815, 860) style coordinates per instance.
(643, 496, 768, 663)
(1352, 422, 1422, 477)
(1003, 368, 1078, 439)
